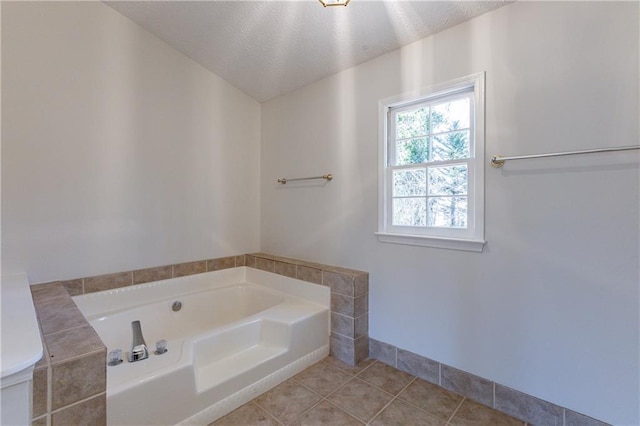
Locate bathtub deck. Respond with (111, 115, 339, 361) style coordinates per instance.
(211, 356, 526, 425)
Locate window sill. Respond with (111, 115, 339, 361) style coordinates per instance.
(375, 232, 486, 252)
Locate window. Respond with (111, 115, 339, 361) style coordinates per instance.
(376, 73, 485, 252)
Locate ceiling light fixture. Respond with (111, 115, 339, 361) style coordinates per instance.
(318, 0, 350, 7)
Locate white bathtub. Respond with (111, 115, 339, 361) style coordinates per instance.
(73, 267, 330, 426)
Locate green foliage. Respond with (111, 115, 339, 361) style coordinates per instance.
(407, 138, 428, 163)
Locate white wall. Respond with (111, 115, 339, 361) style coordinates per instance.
(2, 2, 261, 283)
(2, 1, 638, 423)
(261, 2, 639, 424)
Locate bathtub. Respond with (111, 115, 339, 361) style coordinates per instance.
(73, 267, 330, 425)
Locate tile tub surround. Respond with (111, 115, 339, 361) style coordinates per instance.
(38, 255, 246, 296)
(369, 338, 611, 426)
(247, 252, 369, 366)
(29, 253, 368, 423)
(30, 282, 107, 426)
(34, 253, 369, 366)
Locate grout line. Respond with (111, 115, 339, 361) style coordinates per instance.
(294, 397, 326, 423)
(42, 322, 90, 339)
(260, 374, 352, 425)
(320, 375, 357, 400)
(366, 376, 417, 425)
(331, 311, 355, 319)
(49, 391, 106, 415)
(397, 375, 417, 395)
(320, 358, 356, 377)
(367, 394, 398, 424)
(323, 399, 366, 425)
(321, 374, 399, 423)
(336, 402, 372, 424)
(325, 357, 374, 378)
(48, 347, 105, 367)
(46, 361, 52, 419)
(446, 397, 466, 425)
(394, 378, 463, 423)
(493, 381, 496, 408)
(331, 330, 357, 341)
(269, 410, 284, 426)
(350, 376, 405, 399)
(252, 400, 283, 424)
(31, 414, 48, 426)
(290, 376, 328, 399)
(353, 359, 377, 377)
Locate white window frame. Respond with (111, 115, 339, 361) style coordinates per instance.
(376, 72, 486, 252)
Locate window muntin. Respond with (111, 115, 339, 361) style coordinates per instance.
(388, 90, 474, 235)
(377, 73, 485, 251)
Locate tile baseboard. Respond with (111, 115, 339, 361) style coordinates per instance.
(368, 338, 610, 426)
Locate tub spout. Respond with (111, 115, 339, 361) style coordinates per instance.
(128, 320, 149, 362)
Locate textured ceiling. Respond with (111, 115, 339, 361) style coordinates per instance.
(106, 1, 508, 102)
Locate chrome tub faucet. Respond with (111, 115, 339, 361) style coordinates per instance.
(128, 320, 149, 362)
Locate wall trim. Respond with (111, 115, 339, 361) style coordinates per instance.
(369, 338, 609, 426)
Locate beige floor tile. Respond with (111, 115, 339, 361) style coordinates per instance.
(212, 403, 280, 426)
(291, 400, 363, 426)
(398, 378, 463, 421)
(327, 378, 394, 423)
(212, 359, 534, 426)
(370, 399, 445, 426)
(294, 361, 352, 396)
(448, 399, 525, 426)
(254, 379, 322, 424)
(357, 361, 414, 395)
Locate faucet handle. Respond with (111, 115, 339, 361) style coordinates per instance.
(155, 339, 168, 355)
(108, 349, 123, 366)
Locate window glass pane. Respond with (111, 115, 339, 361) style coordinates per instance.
(393, 169, 426, 196)
(432, 131, 470, 161)
(428, 165, 467, 196)
(396, 138, 429, 165)
(396, 108, 429, 139)
(393, 197, 426, 226)
(428, 196, 467, 228)
(431, 98, 470, 133)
